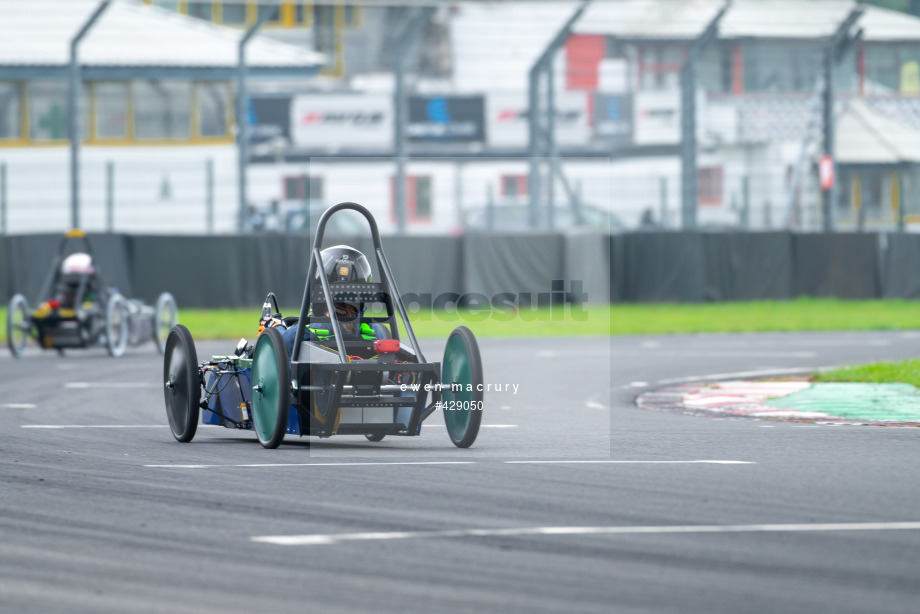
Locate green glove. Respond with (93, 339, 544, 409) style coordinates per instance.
(307, 326, 331, 339)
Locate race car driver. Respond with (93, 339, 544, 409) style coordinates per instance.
(279, 245, 384, 356)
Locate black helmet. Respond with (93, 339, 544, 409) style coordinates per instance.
(313, 245, 372, 317)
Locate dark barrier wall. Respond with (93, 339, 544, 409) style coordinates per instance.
(0, 232, 915, 308)
(463, 233, 565, 302)
(881, 233, 920, 299)
(702, 232, 794, 301)
(793, 233, 880, 299)
(617, 233, 705, 302)
(565, 231, 610, 305)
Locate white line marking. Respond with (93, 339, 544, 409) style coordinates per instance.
(23, 424, 171, 429)
(758, 425, 775, 428)
(657, 368, 814, 385)
(505, 460, 754, 465)
(480, 424, 517, 428)
(667, 351, 817, 358)
(251, 521, 920, 546)
(629, 381, 648, 388)
(586, 401, 607, 409)
(2, 403, 36, 409)
(145, 461, 476, 469)
(65, 382, 159, 389)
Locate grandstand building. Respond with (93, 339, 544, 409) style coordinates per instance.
(3, 1, 920, 233)
(236, 0, 920, 232)
(0, 0, 321, 233)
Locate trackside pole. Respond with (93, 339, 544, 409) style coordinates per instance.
(1, 163, 6, 235)
(105, 161, 114, 232)
(236, 11, 271, 233)
(206, 158, 215, 234)
(69, 0, 111, 230)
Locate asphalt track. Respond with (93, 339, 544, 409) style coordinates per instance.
(2, 331, 920, 613)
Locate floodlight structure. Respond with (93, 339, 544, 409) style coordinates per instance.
(527, 1, 590, 231)
(393, 6, 434, 234)
(69, 1, 112, 230)
(679, 3, 728, 230)
(236, 8, 275, 232)
(821, 6, 864, 232)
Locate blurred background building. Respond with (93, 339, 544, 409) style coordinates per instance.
(2, 0, 920, 234)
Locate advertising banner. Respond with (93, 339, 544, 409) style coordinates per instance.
(593, 93, 632, 145)
(290, 95, 392, 149)
(407, 95, 486, 143)
(487, 92, 590, 148)
(633, 91, 681, 145)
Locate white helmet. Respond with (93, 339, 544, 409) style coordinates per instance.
(61, 252, 94, 275)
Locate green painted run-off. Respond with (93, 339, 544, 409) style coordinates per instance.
(766, 383, 920, 422)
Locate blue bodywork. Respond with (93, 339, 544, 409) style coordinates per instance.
(203, 368, 303, 435)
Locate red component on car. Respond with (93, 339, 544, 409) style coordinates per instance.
(374, 339, 400, 354)
(47, 300, 60, 310)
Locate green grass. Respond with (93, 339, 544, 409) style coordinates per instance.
(4, 298, 920, 341)
(816, 360, 920, 388)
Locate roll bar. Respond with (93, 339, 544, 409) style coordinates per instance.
(291, 202, 425, 363)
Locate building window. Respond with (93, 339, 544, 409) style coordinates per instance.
(501, 174, 527, 198)
(314, 4, 344, 75)
(698, 167, 723, 206)
(197, 82, 229, 138)
(29, 81, 81, 141)
(221, 3, 247, 24)
(133, 81, 191, 140)
(344, 4, 360, 28)
(0, 82, 21, 140)
(94, 82, 128, 140)
(257, 3, 282, 24)
(186, 2, 212, 20)
(742, 41, 821, 93)
(638, 44, 686, 91)
(865, 43, 920, 94)
(391, 175, 433, 222)
(415, 176, 432, 219)
(283, 174, 323, 201)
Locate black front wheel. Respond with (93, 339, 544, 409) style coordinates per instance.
(163, 325, 200, 443)
(441, 326, 484, 448)
(251, 327, 291, 449)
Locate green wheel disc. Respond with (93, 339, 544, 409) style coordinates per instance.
(251, 327, 290, 449)
(441, 326, 483, 448)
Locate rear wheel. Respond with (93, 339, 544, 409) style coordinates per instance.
(251, 327, 291, 449)
(163, 325, 200, 443)
(6, 294, 30, 358)
(105, 293, 129, 357)
(154, 292, 178, 355)
(441, 326, 484, 448)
